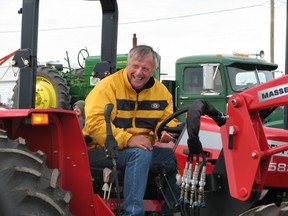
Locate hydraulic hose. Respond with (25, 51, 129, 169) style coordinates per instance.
(186, 99, 226, 155)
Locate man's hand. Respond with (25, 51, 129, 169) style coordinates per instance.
(127, 135, 153, 150)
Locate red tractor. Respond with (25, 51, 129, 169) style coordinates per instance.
(1, 0, 288, 215)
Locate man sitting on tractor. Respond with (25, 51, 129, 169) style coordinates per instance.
(83, 45, 180, 216)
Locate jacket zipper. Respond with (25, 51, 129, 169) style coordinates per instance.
(132, 93, 139, 128)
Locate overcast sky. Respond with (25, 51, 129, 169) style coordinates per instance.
(0, 0, 286, 76)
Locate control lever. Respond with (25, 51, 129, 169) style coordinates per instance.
(155, 175, 173, 210)
(159, 164, 184, 216)
(104, 103, 120, 215)
(104, 103, 118, 159)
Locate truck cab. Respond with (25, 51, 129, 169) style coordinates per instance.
(163, 53, 283, 127)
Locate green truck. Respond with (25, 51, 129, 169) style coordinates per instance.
(162, 52, 282, 128)
(12, 50, 282, 128)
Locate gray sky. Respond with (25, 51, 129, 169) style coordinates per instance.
(0, 0, 286, 76)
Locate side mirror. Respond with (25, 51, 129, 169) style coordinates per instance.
(203, 65, 215, 90)
(259, 50, 265, 59)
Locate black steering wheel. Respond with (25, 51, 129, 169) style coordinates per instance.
(77, 48, 90, 69)
(156, 107, 189, 140)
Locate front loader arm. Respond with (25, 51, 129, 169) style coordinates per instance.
(222, 74, 288, 201)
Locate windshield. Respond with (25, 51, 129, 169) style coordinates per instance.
(227, 66, 274, 92)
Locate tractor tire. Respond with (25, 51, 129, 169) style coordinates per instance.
(0, 135, 72, 216)
(239, 202, 288, 216)
(12, 66, 71, 109)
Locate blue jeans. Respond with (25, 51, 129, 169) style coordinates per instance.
(89, 146, 179, 216)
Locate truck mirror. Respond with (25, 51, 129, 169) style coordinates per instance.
(259, 50, 265, 59)
(203, 65, 215, 90)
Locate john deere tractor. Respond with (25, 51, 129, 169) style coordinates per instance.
(12, 49, 130, 109)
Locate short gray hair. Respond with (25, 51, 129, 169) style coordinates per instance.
(128, 45, 159, 71)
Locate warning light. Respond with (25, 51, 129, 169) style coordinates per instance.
(233, 52, 249, 57)
(31, 113, 49, 125)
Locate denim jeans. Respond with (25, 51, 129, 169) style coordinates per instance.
(89, 146, 179, 216)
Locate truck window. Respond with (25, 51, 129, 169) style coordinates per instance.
(183, 67, 203, 93)
(183, 67, 222, 93)
(228, 67, 274, 92)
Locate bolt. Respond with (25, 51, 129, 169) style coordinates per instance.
(231, 99, 237, 106)
(23, 59, 29, 66)
(12, 60, 17, 66)
(53, 150, 58, 154)
(251, 152, 258, 159)
(239, 187, 248, 197)
(105, 71, 110, 76)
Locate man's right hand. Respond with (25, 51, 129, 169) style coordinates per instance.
(127, 135, 153, 151)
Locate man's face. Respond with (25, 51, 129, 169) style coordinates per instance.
(127, 54, 154, 91)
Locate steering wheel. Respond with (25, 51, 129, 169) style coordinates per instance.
(156, 107, 189, 140)
(77, 48, 89, 68)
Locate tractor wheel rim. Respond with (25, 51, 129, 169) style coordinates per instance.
(36, 76, 57, 108)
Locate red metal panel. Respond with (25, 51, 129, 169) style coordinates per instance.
(221, 75, 288, 201)
(0, 109, 100, 215)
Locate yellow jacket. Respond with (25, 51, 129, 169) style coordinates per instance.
(82, 68, 177, 149)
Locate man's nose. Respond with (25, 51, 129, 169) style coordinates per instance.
(135, 67, 143, 74)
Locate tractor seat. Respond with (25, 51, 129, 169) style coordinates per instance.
(46, 61, 63, 71)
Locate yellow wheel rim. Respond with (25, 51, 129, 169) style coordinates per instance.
(35, 76, 57, 109)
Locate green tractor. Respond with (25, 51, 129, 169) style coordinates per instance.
(12, 49, 132, 109)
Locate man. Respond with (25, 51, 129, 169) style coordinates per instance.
(83, 45, 179, 216)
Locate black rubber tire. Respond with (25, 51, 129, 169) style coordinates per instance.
(0, 135, 72, 216)
(12, 66, 71, 109)
(239, 202, 288, 216)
